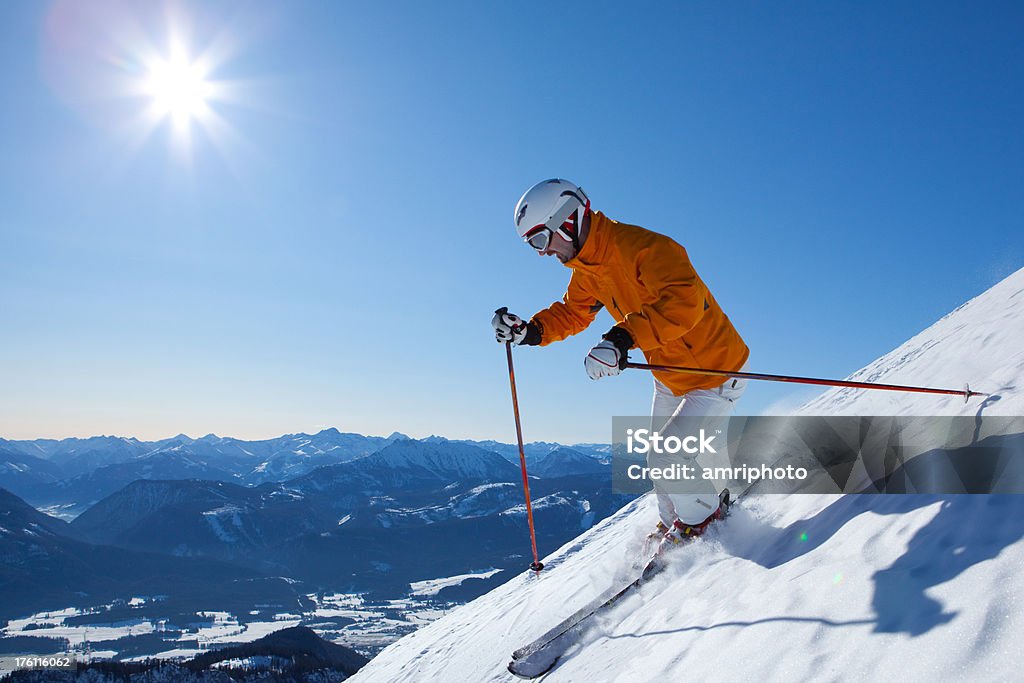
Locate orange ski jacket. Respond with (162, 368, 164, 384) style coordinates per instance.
(530, 211, 749, 396)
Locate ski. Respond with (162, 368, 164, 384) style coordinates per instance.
(507, 555, 662, 678)
(507, 489, 733, 679)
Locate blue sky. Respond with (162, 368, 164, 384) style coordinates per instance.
(1, 1, 1021, 444)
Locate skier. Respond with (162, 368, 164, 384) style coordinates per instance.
(492, 178, 750, 547)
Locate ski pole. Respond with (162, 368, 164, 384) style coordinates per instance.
(625, 362, 987, 402)
(504, 340, 544, 573)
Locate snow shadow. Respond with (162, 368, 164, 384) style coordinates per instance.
(728, 494, 1024, 636)
(869, 495, 1024, 635)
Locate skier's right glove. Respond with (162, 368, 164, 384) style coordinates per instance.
(492, 307, 541, 345)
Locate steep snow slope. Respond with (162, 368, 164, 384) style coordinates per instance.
(354, 494, 1023, 682)
(798, 267, 1024, 416)
(352, 268, 1024, 682)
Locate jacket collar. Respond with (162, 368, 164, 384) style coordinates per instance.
(563, 210, 612, 272)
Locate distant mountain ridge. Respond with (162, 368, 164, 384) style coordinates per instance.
(0, 430, 609, 514)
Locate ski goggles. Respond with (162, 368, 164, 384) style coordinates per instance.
(523, 223, 571, 252)
(522, 196, 588, 252)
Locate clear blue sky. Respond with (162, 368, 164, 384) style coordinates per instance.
(1, 1, 1021, 444)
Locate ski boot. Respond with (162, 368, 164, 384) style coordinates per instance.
(660, 489, 731, 549)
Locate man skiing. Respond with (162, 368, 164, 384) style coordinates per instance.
(492, 178, 750, 547)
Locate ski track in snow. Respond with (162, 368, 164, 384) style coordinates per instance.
(352, 268, 1024, 682)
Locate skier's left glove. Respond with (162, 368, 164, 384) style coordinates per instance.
(584, 326, 633, 380)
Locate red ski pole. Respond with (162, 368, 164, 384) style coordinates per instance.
(625, 362, 986, 402)
(504, 341, 544, 573)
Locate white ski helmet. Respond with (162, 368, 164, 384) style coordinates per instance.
(513, 178, 590, 252)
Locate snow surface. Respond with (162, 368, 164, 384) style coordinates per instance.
(351, 267, 1024, 682)
(408, 569, 503, 597)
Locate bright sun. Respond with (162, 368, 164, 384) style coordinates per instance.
(144, 51, 213, 129)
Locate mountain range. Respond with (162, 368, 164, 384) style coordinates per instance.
(0, 428, 626, 655)
(0, 430, 608, 517)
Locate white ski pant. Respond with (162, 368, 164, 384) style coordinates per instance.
(649, 367, 748, 526)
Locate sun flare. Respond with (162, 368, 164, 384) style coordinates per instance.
(144, 52, 213, 128)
